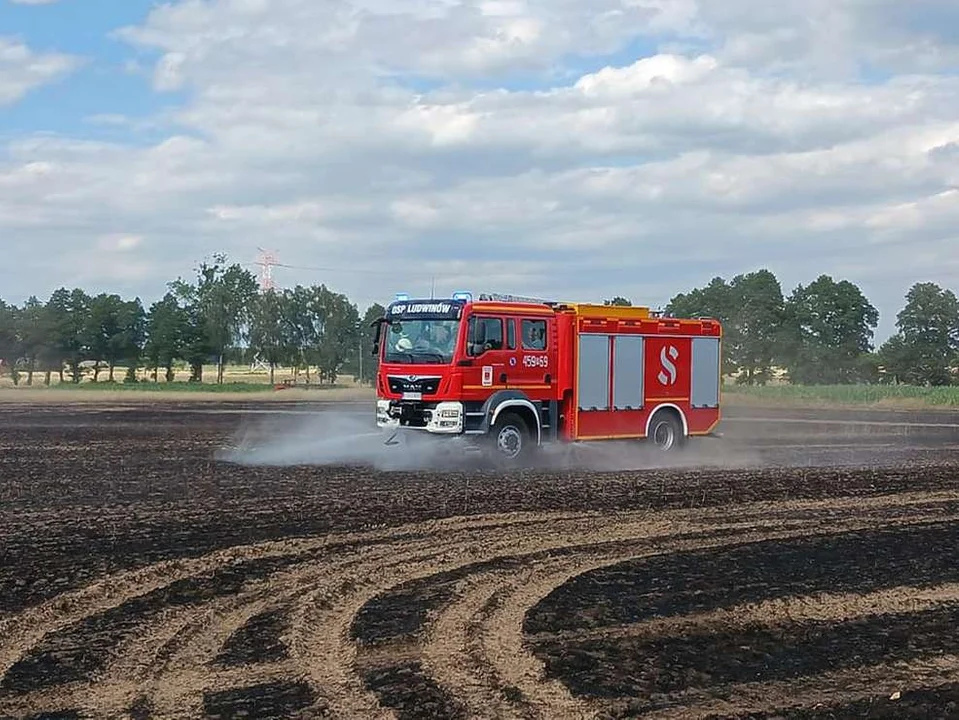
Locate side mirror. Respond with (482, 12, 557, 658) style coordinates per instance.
(467, 318, 486, 356)
(370, 317, 385, 356)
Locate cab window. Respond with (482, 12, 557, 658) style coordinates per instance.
(521, 319, 547, 350)
(467, 316, 504, 355)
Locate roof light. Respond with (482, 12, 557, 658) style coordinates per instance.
(451, 291, 472, 301)
(394, 293, 410, 301)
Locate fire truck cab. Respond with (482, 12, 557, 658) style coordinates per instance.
(372, 292, 722, 464)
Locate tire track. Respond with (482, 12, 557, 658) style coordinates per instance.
(639, 655, 959, 720)
(3, 526, 521, 717)
(417, 513, 959, 719)
(0, 515, 582, 717)
(530, 581, 959, 646)
(0, 512, 583, 679)
(5, 492, 959, 718)
(340, 493, 959, 718)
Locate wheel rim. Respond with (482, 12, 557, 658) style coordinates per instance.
(496, 425, 523, 458)
(652, 421, 675, 450)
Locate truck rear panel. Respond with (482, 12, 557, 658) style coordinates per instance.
(556, 304, 722, 442)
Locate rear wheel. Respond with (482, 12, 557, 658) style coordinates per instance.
(489, 411, 533, 467)
(648, 411, 684, 452)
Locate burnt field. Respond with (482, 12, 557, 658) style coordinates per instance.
(2, 401, 959, 719)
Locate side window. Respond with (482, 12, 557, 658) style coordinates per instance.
(468, 316, 504, 355)
(521, 319, 547, 351)
(506, 318, 516, 349)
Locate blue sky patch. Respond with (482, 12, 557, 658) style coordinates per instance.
(0, 0, 156, 61)
(0, 0, 182, 142)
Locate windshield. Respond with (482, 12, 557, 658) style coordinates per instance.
(383, 318, 459, 364)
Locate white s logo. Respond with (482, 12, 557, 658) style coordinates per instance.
(658, 345, 678, 385)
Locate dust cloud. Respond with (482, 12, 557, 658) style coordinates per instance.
(215, 409, 479, 470)
(216, 408, 762, 472)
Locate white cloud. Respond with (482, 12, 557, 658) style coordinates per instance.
(97, 235, 143, 252)
(0, 37, 80, 105)
(2, 0, 959, 343)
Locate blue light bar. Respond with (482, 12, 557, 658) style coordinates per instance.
(451, 291, 472, 301)
(394, 292, 410, 301)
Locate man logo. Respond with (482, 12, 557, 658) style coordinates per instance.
(658, 345, 679, 385)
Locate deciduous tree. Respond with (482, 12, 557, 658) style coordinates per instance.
(879, 282, 959, 385)
(781, 275, 879, 384)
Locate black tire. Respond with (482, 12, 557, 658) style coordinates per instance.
(648, 411, 684, 452)
(488, 411, 534, 467)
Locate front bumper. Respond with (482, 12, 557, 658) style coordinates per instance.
(376, 399, 464, 434)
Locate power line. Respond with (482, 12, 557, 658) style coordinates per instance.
(241, 260, 437, 279)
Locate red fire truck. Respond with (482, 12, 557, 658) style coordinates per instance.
(372, 292, 722, 464)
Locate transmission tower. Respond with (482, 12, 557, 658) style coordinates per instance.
(251, 248, 278, 373)
(255, 247, 278, 292)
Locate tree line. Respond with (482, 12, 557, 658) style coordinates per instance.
(0, 255, 386, 386)
(654, 270, 957, 386)
(0, 260, 955, 387)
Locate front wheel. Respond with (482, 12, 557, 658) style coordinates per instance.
(648, 411, 684, 452)
(488, 411, 534, 467)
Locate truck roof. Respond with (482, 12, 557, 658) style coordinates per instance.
(469, 300, 556, 315)
(386, 294, 719, 326)
(469, 300, 655, 319)
(467, 300, 722, 336)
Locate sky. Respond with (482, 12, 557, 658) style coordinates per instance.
(2, 0, 958, 345)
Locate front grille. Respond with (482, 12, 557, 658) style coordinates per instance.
(387, 400, 431, 427)
(387, 375, 441, 395)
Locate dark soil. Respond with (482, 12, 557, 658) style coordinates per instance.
(216, 607, 292, 667)
(202, 680, 320, 718)
(362, 662, 469, 720)
(1, 401, 958, 719)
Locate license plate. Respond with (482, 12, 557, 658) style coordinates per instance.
(402, 392, 422, 400)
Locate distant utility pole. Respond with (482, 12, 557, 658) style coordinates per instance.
(255, 248, 278, 291)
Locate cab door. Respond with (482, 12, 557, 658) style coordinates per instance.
(507, 315, 552, 397)
(461, 313, 510, 392)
